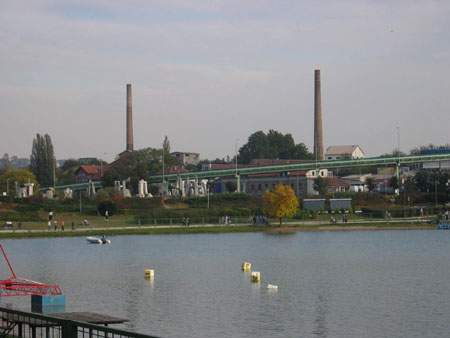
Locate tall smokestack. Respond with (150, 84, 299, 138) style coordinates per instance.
(126, 84, 134, 152)
(314, 70, 324, 160)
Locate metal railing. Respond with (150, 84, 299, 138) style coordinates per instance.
(0, 306, 159, 338)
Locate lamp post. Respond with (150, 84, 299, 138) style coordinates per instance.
(162, 148, 165, 196)
(435, 179, 438, 207)
(397, 126, 400, 156)
(402, 178, 405, 218)
(235, 138, 239, 192)
(235, 139, 239, 176)
(100, 152, 107, 177)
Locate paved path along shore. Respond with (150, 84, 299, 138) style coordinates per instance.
(0, 217, 436, 235)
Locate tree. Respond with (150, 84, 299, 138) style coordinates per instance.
(403, 176, 418, 194)
(101, 147, 172, 195)
(380, 149, 406, 157)
(389, 176, 399, 190)
(239, 131, 270, 164)
(313, 176, 329, 195)
(162, 135, 171, 154)
(238, 130, 313, 164)
(1, 153, 11, 171)
(161, 136, 177, 168)
(30, 133, 55, 187)
(225, 181, 237, 193)
(263, 184, 299, 225)
(61, 159, 79, 171)
(414, 170, 431, 192)
(0, 169, 39, 197)
(410, 143, 450, 155)
(366, 177, 376, 192)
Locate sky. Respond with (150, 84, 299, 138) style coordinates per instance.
(1, 0, 449, 163)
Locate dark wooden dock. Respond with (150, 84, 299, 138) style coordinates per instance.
(51, 312, 129, 325)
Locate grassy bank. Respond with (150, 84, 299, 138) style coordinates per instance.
(0, 220, 438, 239)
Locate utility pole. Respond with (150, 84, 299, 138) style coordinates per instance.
(235, 138, 239, 193)
(162, 148, 165, 196)
(402, 178, 405, 218)
(435, 179, 438, 207)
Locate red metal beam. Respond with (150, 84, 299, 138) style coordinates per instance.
(0, 243, 62, 297)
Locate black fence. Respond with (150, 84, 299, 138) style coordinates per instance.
(0, 306, 159, 338)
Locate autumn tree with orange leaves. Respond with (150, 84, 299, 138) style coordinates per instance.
(263, 184, 299, 226)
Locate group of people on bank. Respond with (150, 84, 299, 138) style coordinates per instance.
(48, 210, 90, 231)
(251, 215, 270, 225)
(330, 214, 348, 224)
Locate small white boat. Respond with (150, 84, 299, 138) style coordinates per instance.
(86, 236, 111, 244)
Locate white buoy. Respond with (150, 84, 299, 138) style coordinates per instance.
(267, 284, 278, 290)
(251, 271, 260, 283)
(144, 269, 154, 279)
(242, 262, 251, 271)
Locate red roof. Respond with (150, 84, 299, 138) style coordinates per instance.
(249, 159, 311, 166)
(210, 164, 236, 170)
(75, 165, 110, 180)
(79, 166, 100, 175)
(248, 173, 278, 178)
(287, 170, 308, 176)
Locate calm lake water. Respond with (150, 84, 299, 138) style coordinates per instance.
(1, 230, 450, 338)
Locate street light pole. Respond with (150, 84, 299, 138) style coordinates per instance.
(435, 179, 438, 206)
(6, 178, 9, 196)
(235, 139, 239, 176)
(397, 126, 400, 156)
(235, 138, 239, 193)
(402, 178, 405, 218)
(100, 152, 106, 177)
(161, 148, 165, 196)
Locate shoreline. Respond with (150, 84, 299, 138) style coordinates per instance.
(0, 221, 438, 239)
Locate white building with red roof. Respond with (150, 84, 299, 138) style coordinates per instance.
(75, 165, 109, 183)
(325, 145, 365, 160)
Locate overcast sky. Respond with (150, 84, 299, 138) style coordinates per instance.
(1, 0, 449, 162)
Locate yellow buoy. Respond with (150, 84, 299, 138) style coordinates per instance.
(145, 269, 154, 279)
(251, 271, 260, 283)
(242, 262, 251, 271)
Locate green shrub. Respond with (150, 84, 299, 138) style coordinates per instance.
(0, 210, 43, 222)
(98, 200, 117, 216)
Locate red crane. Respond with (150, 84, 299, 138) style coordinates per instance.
(0, 243, 62, 297)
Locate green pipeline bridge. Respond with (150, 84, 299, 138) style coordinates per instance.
(39, 181, 102, 192)
(41, 153, 450, 193)
(150, 153, 450, 192)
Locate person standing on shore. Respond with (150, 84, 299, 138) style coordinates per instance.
(61, 221, 64, 231)
(54, 220, 58, 231)
(48, 221, 51, 231)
